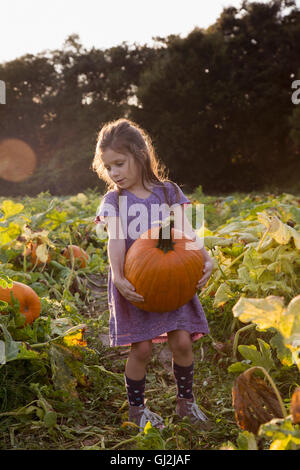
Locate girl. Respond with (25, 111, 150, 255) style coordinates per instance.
(93, 118, 214, 431)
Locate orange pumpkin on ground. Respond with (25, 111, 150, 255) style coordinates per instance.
(61, 245, 89, 268)
(124, 218, 204, 313)
(0, 281, 41, 325)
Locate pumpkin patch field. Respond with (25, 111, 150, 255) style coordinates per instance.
(0, 187, 300, 450)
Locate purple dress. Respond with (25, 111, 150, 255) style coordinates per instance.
(96, 181, 210, 347)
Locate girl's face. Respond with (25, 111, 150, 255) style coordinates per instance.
(102, 148, 142, 191)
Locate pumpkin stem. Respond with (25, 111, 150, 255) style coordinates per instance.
(156, 212, 175, 253)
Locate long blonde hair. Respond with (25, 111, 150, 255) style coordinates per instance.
(92, 118, 180, 205)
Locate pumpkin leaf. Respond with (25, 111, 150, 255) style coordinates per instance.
(237, 340, 275, 372)
(204, 236, 234, 249)
(267, 217, 291, 245)
(41, 208, 68, 230)
(0, 200, 24, 219)
(235, 232, 258, 244)
(232, 296, 286, 331)
(0, 222, 21, 245)
(289, 206, 300, 224)
(0, 340, 6, 364)
(68, 192, 88, 206)
(48, 344, 78, 397)
(237, 265, 252, 284)
(236, 431, 258, 450)
(213, 282, 235, 308)
(0, 274, 13, 289)
(228, 361, 251, 374)
(48, 317, 74, 336)
(223, 244, 245, 257)
(242, 247, 264, 279)
(280, 295, 300, 368)
(270, 331, 293, 367)
(257, 212, 300, 248)
(257, 338, 276, 371)
(43, 410, 57, 428)
(233, 295, 300, 370)
(288, 226, 300, 249)
(0, 324, 20, 363)
(259, 418, 300, 448)
(278, 296, 300, 340)
(218, 220, 259, 235)
(15, 342, 43, 361)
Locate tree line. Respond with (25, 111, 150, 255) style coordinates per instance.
(0, 0, 300, 197)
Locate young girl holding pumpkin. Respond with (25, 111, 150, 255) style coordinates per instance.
(93, 118, 214, 431)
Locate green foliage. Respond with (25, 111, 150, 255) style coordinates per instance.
(0, 189, 299, 450)
(233, 295, 300, 370)
(199, 191, 300, 304)
(270, 331, 293, 367)
(259, 417, 300, 450)
(228, 339, 276, 374)
(135, 422, 166, 450)
(221, 430, 258, 450)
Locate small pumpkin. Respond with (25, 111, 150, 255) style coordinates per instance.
(0, 281, 41, 325)
(124, 217, 204, 312)
(61, 245, 89, 268)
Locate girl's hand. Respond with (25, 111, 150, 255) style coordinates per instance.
(196, 259, 214, 290)
(113, 275, 144, 303)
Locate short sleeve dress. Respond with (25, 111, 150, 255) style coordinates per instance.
(96, 181, 210, 347)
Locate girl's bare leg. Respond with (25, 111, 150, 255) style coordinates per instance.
(167, 330, 193, 366)
(125, 339, 153, 380)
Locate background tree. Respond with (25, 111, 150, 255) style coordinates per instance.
(0, 1, 300, 196)
(130, 0, 300, 192)
(0, 35, 158, 195)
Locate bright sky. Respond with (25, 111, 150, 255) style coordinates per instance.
(1, 0, 298, 63)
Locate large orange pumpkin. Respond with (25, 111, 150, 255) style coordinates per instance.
(0, 281, 41, 325)
(61, 245, 89, 268)
(124, 218, 204, 312)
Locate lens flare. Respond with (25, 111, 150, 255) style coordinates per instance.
(0, 138, 37, 182)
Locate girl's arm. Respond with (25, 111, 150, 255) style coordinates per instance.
(107, 238, 126, 282)
(105, 216, 144, 303)
(104, 216, 125, 281)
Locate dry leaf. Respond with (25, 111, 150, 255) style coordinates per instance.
(232, 368, 284, 434)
